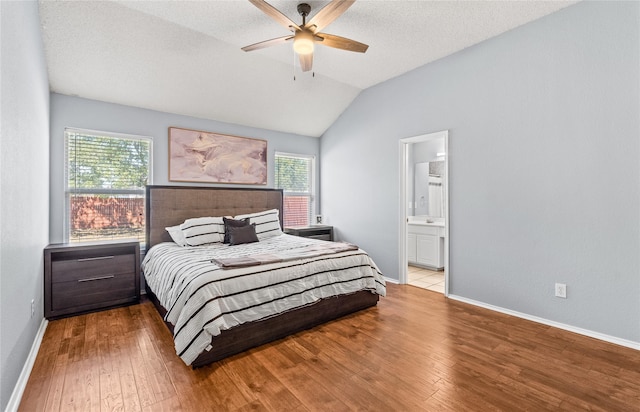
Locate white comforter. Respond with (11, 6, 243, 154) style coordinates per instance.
(142, 234, 386, 365)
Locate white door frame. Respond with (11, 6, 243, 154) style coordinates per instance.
(398, 130, 450, 296)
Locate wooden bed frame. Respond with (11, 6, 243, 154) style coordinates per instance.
(144, 185, 379, 368)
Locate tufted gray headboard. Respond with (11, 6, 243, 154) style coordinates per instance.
(145, 185, 284, 250)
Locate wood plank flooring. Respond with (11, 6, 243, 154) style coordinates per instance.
(20, 284, 640, 411)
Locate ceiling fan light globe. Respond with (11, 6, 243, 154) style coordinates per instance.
(293, 31, 314, 55)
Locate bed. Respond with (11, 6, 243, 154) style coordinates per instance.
(142, 185, 385, 368)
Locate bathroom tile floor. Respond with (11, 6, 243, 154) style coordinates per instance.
(408, 265, 445, 294)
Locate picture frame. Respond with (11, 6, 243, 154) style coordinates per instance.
(169, 127, 267, 185)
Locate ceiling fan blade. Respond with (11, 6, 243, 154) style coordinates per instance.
(299, 53, 313, 72)
(241, 35, 293, 52)
(306, 0, 355, 33)
(316, 33, 368, 53)
(248, 0, 300, 31)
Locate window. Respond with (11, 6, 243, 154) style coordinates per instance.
(274, 152, 315, 227)
(65, 128, 152, 244)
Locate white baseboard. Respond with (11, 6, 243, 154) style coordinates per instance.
(5, 318, 48, 412)
(448, 294, 640, 351)
(384, 276, 399, 284)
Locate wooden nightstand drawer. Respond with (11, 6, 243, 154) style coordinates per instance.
(51, 271, 136, 311)
(44, 240, 140, 319)
(307, 233, 332, 241)
(51, 254, 135, 283)
(285, 225, 334, 241)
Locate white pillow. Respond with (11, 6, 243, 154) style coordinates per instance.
(180, 216, 225, 246)
(234, 209, 282, 240)
(165, 225, 188, 246)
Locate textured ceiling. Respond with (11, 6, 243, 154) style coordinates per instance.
(39, 0, 576, 137)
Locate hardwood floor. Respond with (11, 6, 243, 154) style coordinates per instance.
(20, 284, 640, 411)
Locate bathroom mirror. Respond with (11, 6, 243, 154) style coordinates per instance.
(407, 136, 446, 219)
(413, 160, 444, 218)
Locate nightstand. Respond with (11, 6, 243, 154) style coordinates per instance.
(285, 225, 334, 241)
(44, 240, 140, 319)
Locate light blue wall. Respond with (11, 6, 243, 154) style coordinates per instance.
(49, 94, 320, 243)
(0, 1, 50, 410)
(321, 1, 639, 343)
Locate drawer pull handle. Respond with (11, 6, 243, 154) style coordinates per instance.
(78, 275, 115, 283)
(77, 256, 114, 262)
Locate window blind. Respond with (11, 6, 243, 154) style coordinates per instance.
(274, 152, 315, 227)
(64, 128, 152, 244)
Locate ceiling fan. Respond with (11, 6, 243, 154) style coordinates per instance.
(242, 0, 368, 72)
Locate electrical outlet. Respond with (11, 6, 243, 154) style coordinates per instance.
(555, 283, 567, 298)
(31, 299, 35, 318)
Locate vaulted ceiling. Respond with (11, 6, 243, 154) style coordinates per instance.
(39, 0, 576, 137)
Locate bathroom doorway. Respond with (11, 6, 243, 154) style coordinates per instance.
(398, 131, 449, 295)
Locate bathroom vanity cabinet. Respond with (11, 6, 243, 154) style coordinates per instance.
(407, 223, 444, 270)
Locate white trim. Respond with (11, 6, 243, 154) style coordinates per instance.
(274, 151, 316, 161)
(398, 130, 449, 296)
(397, 140, 408, 284)
(448, 294, 640, 351)
(64, 126, 154, 141)
(384, 276, 400, 284)
(443, 136, 449, 296)
(5, 319, 49, 412)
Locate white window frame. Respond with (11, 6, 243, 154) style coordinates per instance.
(274, 151, 316, 227)
(63, 127, 153, 244)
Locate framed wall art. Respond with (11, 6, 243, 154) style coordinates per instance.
(169, 127, 267, 185)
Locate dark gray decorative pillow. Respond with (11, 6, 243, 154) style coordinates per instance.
(223, 217, 250, 244)
(228, 223, 259, 246)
